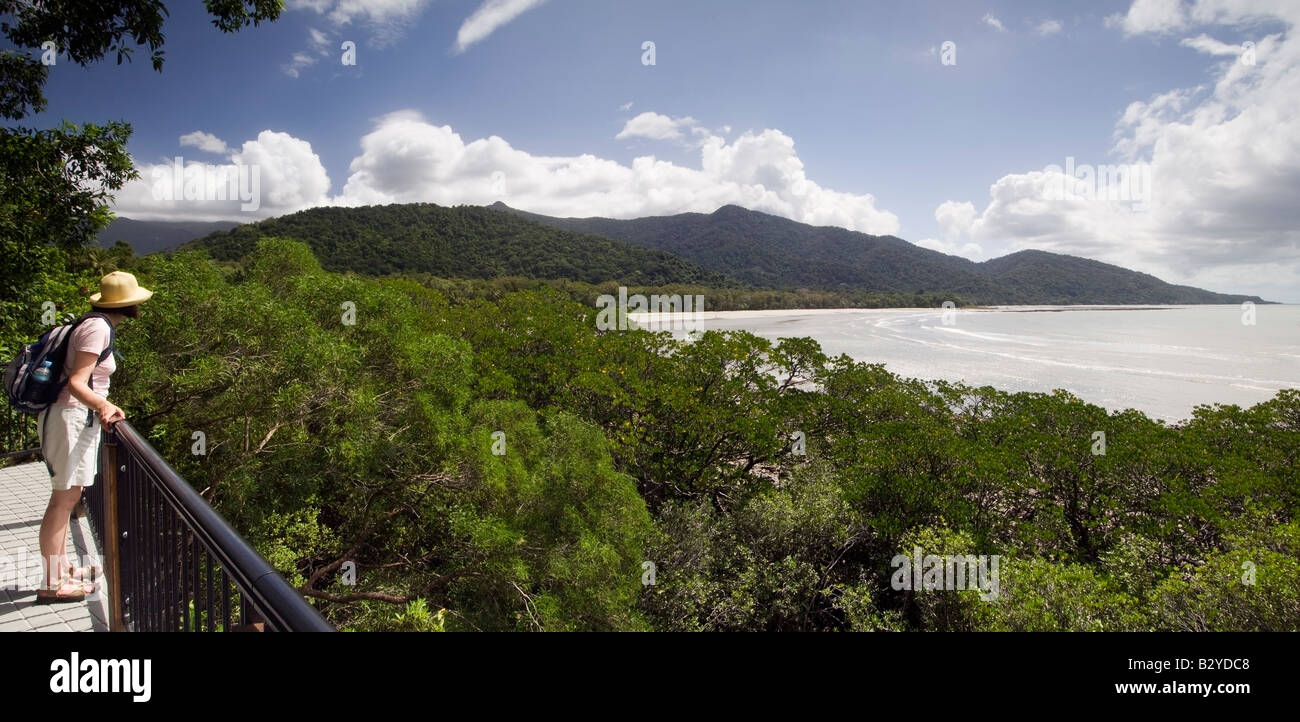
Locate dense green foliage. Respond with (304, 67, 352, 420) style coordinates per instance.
(81, 239, 1296, 631)
(0, 120, 136, 353)
(505, 202, 1269, 305)
(1, 0, 280, 371)
(184, 204, 728, 286)
(106, 241, 653, 630)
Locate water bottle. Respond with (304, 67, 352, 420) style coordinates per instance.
(32, 360, 53, 383)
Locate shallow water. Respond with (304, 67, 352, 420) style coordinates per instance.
(643, 305, 1300, 424)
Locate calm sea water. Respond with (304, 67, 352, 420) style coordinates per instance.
(662, 305, 1300, 424)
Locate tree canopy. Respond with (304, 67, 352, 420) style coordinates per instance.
(86, 238, 1300, 631)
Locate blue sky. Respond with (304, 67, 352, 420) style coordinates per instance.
(15, 0, 1300, 301)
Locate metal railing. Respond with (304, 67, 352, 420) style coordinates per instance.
(80, 420, 334, 632)
(1, 406, 38, 462)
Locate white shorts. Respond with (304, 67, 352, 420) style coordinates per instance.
(37, 403, 101, 491)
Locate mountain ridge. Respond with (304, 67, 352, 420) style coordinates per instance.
(115, 202, 1270, 305)
(492, 201, 1269, 305)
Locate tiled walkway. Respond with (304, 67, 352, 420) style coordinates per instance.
(0, 461, 108, 632)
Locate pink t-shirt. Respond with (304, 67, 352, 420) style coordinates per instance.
(57, 317, 115, 409)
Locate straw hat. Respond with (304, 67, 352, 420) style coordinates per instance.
(89, 271, 153, 308)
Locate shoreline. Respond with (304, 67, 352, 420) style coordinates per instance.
(626, 303, 1222, 322)
(624, 304, 1300, 426)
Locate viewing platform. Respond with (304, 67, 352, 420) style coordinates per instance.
(0, 461, 107, 632)
(1, 416, 333, 633)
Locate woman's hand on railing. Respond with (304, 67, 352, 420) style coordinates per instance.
(97, 401, 126, 428)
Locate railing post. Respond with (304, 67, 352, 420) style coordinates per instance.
(101, 425, 126, 632)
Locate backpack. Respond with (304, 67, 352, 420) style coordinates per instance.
(3, 312, 116, 415)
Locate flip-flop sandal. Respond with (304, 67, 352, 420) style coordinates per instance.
(35, 575, 98, 604)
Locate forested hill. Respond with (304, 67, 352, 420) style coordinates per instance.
(975, 250, 1259, 305)
(178, 201, 1268, 304)
(182, 203, 727, 286)
(498, 202, 1269, 305)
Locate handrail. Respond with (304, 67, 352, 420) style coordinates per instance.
(1, 406, 38, 461)
(87, 420, 334, 632)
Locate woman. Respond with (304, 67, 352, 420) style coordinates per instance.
(35, 271, 152, 603)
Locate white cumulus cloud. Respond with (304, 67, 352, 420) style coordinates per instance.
(616, 112, 701, 142)
(333, 110, 900, 234)
(179, 131, 228, 155)
(916, 201, 984, 259)
(112, 131, 331, 222)
(935, 200, 978, 241)
(983, 13, 1005, 32)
